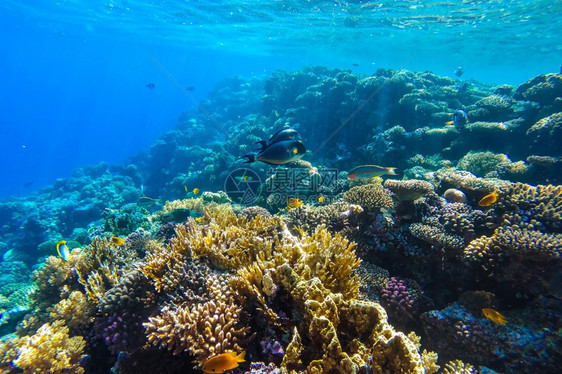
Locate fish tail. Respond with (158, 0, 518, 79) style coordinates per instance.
(239, 154, 256, 163)
(236, 351, 246, 362)
(387, 167, 398, 175)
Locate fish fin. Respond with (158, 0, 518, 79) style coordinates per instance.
(239, 154, 256, 163)
(235, 351, 246, 362)
(255, 140, 267, 152)
(387, 167, 398, 175)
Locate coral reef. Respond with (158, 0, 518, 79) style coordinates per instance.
(2, 67, 562, 373)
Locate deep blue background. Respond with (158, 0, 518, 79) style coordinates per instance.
(1, 1, 560, 199)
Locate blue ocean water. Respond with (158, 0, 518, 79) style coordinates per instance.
(1, 2, 562, 373)
(0, 0, 560, 198)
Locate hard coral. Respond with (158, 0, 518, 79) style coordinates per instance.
(409, 223, 464, 251)
(12, 320, 85, 374)
(271, 264, 427, 374)
(384, 179, 434, 201)
(343, 183, 394, 211)
(144, 275, 249, 366)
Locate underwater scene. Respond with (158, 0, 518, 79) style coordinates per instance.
(0, 1, 561, 373)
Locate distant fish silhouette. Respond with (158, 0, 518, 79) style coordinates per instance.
(146, 83, 155, 89)
(352, 63, 360, 67)
(186, 86, 195, 91)
(454, 66, 464, 77)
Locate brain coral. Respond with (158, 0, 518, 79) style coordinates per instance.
(457, 151, 510, 177)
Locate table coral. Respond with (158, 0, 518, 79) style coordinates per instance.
(526, 112, 562, 152)
(343, 183, 394, 211)
(384, 179, 434, 201)
(514, 73, 562, 106)
(409, 223, 465, 251)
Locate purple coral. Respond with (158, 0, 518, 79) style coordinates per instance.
(381, 277, 419, 325)
(94, 311, 145, 355)
(381, 277, 418, 311)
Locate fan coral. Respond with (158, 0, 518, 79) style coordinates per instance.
(11, 320, 86, 374)
(343, 183, 394, 211)
(384, 179, 434, 201)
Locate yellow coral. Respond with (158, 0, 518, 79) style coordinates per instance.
(49, 291, 92, 332)
(144, 275, 250, 366)
(442, 359, 476, 373)
(13, 320, 85, 374)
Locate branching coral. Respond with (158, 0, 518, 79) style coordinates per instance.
(464, 227, 562, 269)
(12, 320, 86, 374)
(144, 275, 250, 366)
(409, 223, 465, 251)
(499, 182, 562, 226)
(271, 264, 427, 374)
(441, 359, 476, 374)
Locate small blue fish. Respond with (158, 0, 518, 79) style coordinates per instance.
(56, 240, 70, 262)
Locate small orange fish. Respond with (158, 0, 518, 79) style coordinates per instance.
(482, 308, 507, 325)
(478, 190, 499, 207)
(111, 236, 125, 246)
(287, 197, 303, 209)
(318, 195, 325, 204)
(202, 351, 245, 373)
(193, 188, 200, 195)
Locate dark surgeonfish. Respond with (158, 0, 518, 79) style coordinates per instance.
(241, 139, 306, 165)
(445, 109, 468, 128)
(255, 128, 299, 152)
